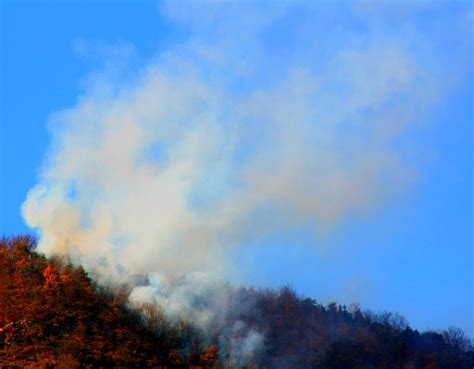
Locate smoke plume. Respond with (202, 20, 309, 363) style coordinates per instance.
(21, 1, 463, 365)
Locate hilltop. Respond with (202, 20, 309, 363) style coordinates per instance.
(1, 236, 472, 368)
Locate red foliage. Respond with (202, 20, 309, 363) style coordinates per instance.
(0, 236, 191, 367)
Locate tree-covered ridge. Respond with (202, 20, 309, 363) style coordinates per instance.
(1, 236, 472, 368)
(0, 236, 215, 368)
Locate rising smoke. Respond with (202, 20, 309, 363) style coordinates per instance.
(21, 1, 460, 365)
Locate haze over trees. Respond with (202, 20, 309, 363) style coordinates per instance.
(1, 236, 472, 368)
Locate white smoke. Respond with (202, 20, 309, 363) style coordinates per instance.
(21, 0, 458, 365)
(22, 45, 421, 279)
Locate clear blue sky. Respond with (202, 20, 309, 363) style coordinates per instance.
(1, 1, 472, 336)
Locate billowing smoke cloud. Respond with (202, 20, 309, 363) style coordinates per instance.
(21, 0, 467, 365)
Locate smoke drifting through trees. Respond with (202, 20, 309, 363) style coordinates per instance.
(19, 1, 471, 365)
(1, 236, 473, 368)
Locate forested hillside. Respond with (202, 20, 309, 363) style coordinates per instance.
(1, 236, 472, 368)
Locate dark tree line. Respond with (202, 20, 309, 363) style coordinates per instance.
(228, 287, 473, 368)
(1, 235, 472, 368)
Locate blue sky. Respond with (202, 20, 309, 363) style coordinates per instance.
(1, 0, 473, 336)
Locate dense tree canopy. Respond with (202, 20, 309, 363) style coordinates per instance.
(1, 236, 472, 368)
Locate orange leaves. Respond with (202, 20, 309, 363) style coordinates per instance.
(200, 344, 218, 367)
(42, 264, 60, 292)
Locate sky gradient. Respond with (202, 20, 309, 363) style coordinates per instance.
(1, 0, 473, 336)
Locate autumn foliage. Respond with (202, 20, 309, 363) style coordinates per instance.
(1, 235, 473, 368)
(0, 236, 215, 368)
